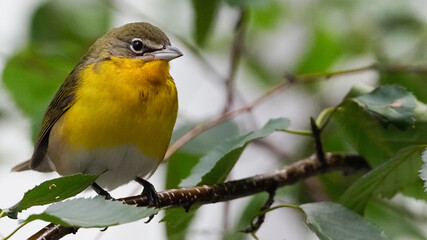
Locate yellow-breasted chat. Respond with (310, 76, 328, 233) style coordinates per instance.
(12, 22, 182, 200)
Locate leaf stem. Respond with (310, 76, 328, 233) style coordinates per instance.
(0, 209, 7, 219)
(281, 129, 313, 136)
(316, 107, 335, 127)
(296, 64, 377, 83)
(246, 204, 305, 240)
(258, 204, 305, 216)
(3, 221, 29, 240)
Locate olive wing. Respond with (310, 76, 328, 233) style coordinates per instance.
(29, 66, 82, 171)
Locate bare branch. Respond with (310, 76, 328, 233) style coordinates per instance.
(29, 153, 369, 240)
(28, 224, 78, 240)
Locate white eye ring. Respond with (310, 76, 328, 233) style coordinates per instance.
(130, 38, 144, 54)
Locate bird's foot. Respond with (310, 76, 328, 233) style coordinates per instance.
(91, 182, 113, 200)
(134, 177, 160, 208)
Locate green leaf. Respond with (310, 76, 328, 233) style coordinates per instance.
(167, 121, 240, 190)
(170, 121, 240, 156)
(300, 202, 387, 240)
(224, 193, 269, 240)
(0, 209, 7, 218)
(179, 118, 290, 187)
(199, 147, 245, 185)
(297, 29, 341, 73)
(353, 84, 416, 130)
(165, 122, 239, 240)
(225, 0, 270, 7)
(365, 199, 427, 240)
(380, 71, 427, 104)
(25, 197, 158, 228)
(318, 172, 363, 202)
(400, 177, 427, 201)
(31, 0, 110, 47)
(419, 148, 427, 192)
(6, 174, 97, 218)
(249, 1, 286, 30)
(2, 0, 110, 139)
(340, 146, 425, 213)
(2, 47, 74, 138)
(333, 83, 427, 167)
(162, 208, 198, 240)
(191, 0, 220, 47)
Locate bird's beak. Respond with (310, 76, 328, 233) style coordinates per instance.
(151, 46, 183, 61)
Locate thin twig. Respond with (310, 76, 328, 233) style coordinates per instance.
(166, 63, 427, 160)
(376, 63, 427, 74)
(29, 153, 369, 240)
(223, 8, 248, 113)
(165, 80, 293, 159)
(296, 64, 377, 82)
(296, 63, 427, 83)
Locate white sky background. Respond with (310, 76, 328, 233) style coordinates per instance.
(3, 0, 427, 240)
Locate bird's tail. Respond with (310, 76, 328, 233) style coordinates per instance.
(11, 160, 31, 172)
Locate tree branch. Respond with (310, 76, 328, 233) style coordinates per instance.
(29, 152, 369, 240)
(28, 224, 78, 240)
(223, 8, 248, 113)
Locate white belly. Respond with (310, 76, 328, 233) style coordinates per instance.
(46, 144, 158, 190)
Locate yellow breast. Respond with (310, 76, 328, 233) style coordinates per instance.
(56, 57, 178, 160)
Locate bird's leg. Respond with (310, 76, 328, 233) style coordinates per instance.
(134, 177, 160, 208)
(91, 182, 113, 200)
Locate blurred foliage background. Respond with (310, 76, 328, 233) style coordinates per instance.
(1, 0, 427, 239)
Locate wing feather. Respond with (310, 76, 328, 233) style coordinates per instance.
(29, 64, 83, 170)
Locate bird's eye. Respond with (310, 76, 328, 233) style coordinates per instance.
(130, 38, 144, 54)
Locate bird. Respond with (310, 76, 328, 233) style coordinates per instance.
(11, 22, 182, 202)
